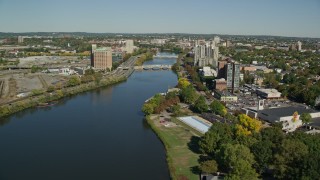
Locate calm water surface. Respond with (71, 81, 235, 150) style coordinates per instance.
(0, 56, 177, 180)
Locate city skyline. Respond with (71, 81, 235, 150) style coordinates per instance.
(0, 0, 320, 38)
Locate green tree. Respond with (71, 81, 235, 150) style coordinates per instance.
(210, 100, 227, 116)
(47, 85, 55, 92)
(300, 113, 312, 125)
(55, 90, 64, 98)
(193, 96, 208, 113)
(142, 103, 154, 115)
(273, 139, 308, 179)
(94, 72, 103, 84)
(251, 140, 273, 174)
(200, 160, 218, 174)
(218, 143, 259, 179)
(170, 104, 181, 116)
(85, 68, 95, 75)
(31, 89, 43, 96)
(67, 76, 81, 87)
(180, 85, 198, 104)
(199, 122, 234, 156)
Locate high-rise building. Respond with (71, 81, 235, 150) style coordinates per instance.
(18, 36, 24, 43)
(91, 44, 97, 67)
(217, 59, 228, 78)
(217, 58, 240, 92)
(213, 36, 220, 46)
(213, 46, 219, 68)
(125, 40, 134, 53)
(297, 41, 302, 51)
(91, 45, 112, 70)
(194, 38, 219, 68)
(290, 44, 297, 51)
(226, 61, 240, 91)
(226, 40, 231, 48)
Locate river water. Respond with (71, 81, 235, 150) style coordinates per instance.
(0, 54, 177, 180)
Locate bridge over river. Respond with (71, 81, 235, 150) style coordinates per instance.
(134, 64, 172, 71)
(153, 54, 178, 59)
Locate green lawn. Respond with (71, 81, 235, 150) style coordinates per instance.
(147, 116, 201, 180)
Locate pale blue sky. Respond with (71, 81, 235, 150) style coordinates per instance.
(0, 0, 319, 38)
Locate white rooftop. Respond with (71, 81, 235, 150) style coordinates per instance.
(178, 116, 212, 134)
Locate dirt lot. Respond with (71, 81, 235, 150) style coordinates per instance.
(18, 56, 79, 67)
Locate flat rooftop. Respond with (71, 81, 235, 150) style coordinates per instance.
(257, 88, 280, 94)
(178, 116, 212, 134)
(259, 106, 317, 118)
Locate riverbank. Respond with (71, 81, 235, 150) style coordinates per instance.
(145, 115, 201, 180)
(134, 52, 154, 66)
(0, 75, 128, 118)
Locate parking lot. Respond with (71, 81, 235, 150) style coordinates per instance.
(225, 84, 298, 111)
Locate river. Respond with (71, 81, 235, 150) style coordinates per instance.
(0, 53, 177, 180)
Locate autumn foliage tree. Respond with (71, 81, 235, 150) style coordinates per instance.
(177, 78, 190, 89)
(235, 114, 262, 136)
(142, 93, 180, 115)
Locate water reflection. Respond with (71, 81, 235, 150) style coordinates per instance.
(90, 86, 114, 105)
(0, 118, 10, 126)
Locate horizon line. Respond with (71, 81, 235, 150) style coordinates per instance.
(0, 31, 319, 39)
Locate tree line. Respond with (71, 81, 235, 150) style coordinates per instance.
(198, 121, 320, 179)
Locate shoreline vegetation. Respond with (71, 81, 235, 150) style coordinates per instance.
(0, 73, 129, 118)
(134, 51, 154, 66)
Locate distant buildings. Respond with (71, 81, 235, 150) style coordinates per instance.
(194, 39, 219, 68)
(150, 39, 166, 45)
(277, 44, 290, 51)
(297, 41, 302, 51)
(290, 41, 302, 51)
(91, 44, 112, 70)
(290, 44, 297, 51)
(213, 36, 220, 45)
(125, 40, 134, 54)
(226, 40, 231, 48)
(18, 36, 24, 43)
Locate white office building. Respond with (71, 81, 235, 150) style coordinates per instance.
(194, 38, 219, 68)
(297, 41, 302, 51)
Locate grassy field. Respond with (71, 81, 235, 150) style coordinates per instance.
(146, 115, 202, 180)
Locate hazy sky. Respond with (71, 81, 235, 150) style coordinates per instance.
(0, 0, 319, 38)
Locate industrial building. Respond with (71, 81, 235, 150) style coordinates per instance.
(242, 104, 320, 132)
